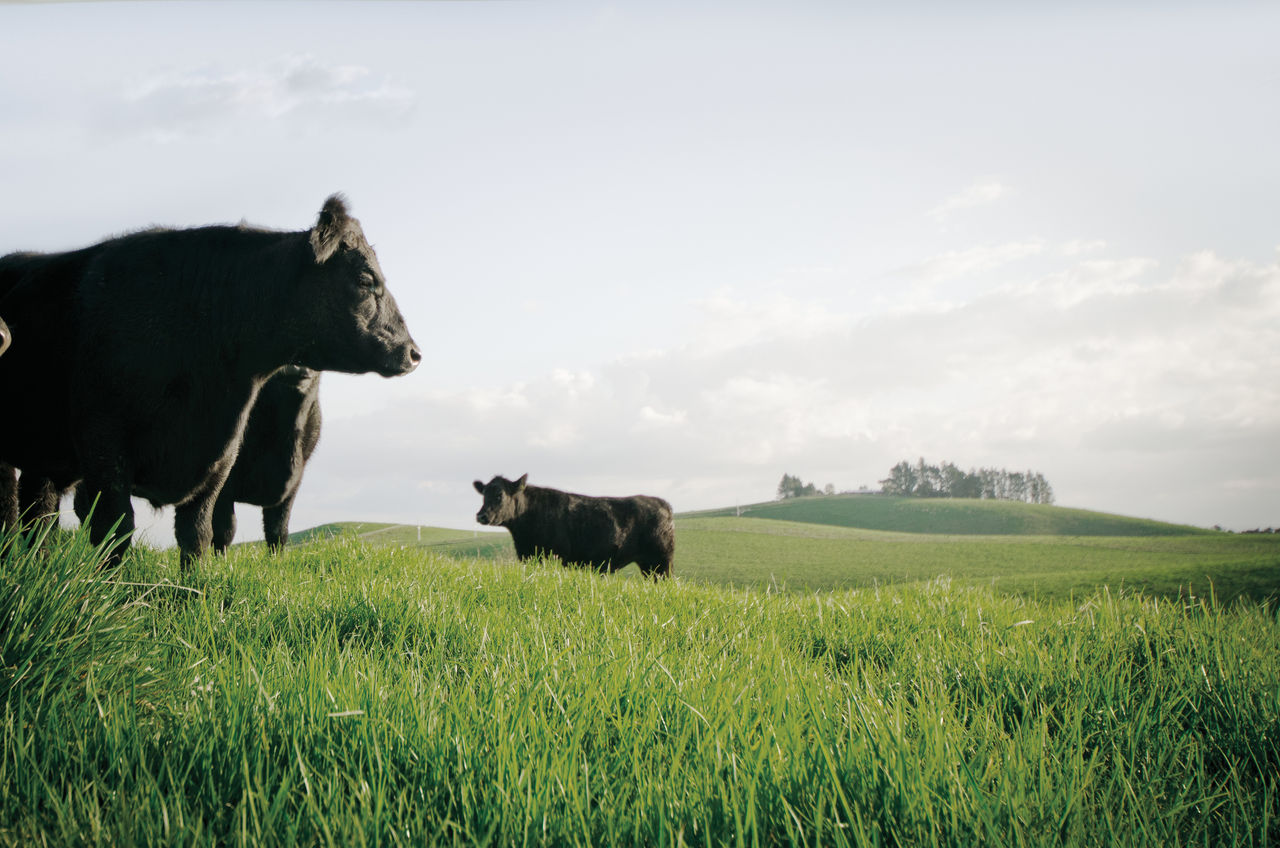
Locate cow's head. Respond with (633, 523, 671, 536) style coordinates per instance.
(0, 315, 8, 358)
(473, 473, 528, 526)
(295, 194, 421, 377)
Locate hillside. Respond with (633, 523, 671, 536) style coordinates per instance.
(283, 509, 1280, 607)
(672, 516, 1280, 604)
(686, 494, 1213, 536)
(288, 521, 510, 557)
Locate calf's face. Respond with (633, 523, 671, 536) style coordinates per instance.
(297, 195, 421, 378)
(0, 316, 8, 358)
(473, 473, 528, 526)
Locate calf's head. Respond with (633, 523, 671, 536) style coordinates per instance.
(473, 474, 528, 526)
(0, 315, 8, 358)
(296, 195, 421, 377)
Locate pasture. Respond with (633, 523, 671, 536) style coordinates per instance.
(3, 500, 1277, 846)
(317, 497, 1280, 607)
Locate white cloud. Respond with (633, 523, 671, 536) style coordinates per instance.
(899, 240, 1046, 286)
(690, 290, 852, 354)
(103, 55, 415, 142)
(637, 405, 687, 429)
(928, 181, 1010, 223)
(1061, 239, 1108, 257)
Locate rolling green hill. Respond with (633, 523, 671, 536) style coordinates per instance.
(686, 494, 1214, 536)
(672, 516, 1280, 604)
(283, 502, 1280, 606)
(287, 521, 510, 557)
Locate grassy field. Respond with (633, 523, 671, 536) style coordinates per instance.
(2, 521, 1278, 846)
(288, 522, 507, 552)
(311, 499, 1280, 607)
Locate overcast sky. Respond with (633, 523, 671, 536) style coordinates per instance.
(2, 1, 1278, 546)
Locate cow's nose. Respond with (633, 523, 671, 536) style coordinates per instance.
(0, 327, 8, 358)
(408, 346, 422, 366)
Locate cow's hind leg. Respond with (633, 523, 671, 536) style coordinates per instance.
(19, 473, 61, 525)
(0, 463, 16, 534)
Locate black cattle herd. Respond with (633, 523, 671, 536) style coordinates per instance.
(0, 195, 674, 578)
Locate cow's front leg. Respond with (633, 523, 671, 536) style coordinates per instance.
(175, 456, 238, 569)
(263, 494, 296, 553)
(175, 493, 219, 570)
(210, 489, 237, 555)
(81, 477, 135, 565)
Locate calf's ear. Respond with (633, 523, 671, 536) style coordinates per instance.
(310, 194, 351, 264)
(473, 480, 485, 494)
(513, 473, 528, 492)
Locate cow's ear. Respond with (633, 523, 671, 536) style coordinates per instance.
(513, 474, 528, 492)
(473, 480, 485, 494)
(309, 194, 350, 264)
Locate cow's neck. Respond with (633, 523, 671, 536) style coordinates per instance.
(221, 233, 316, 380)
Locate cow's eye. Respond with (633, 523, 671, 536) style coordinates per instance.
(358, 273, 378, 291)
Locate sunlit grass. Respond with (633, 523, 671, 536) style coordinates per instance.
(3, 526, 1278, 845)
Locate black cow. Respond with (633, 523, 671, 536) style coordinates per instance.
(212, 365, 322, 553)
(0, 195, 419, 565)
(72, 365, 322, 554)
(472, 474, 674, 578)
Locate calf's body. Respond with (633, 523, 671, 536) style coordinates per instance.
(474, 474, 674, 578)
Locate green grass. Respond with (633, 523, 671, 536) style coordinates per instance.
(671, 516, 1280, 605)
(688, 494, 1214, 536)
(2, 526, 1278, 845)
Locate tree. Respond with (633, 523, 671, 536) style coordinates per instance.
(776, 473, 801, 500)
(880, 458, 1054, 504)
(777, 473, 819, 499)
(879, 461, 918, 496)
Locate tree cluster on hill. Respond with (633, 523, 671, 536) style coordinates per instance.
(879, 458, 1055, 505)
(776, 474, 835, 500)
